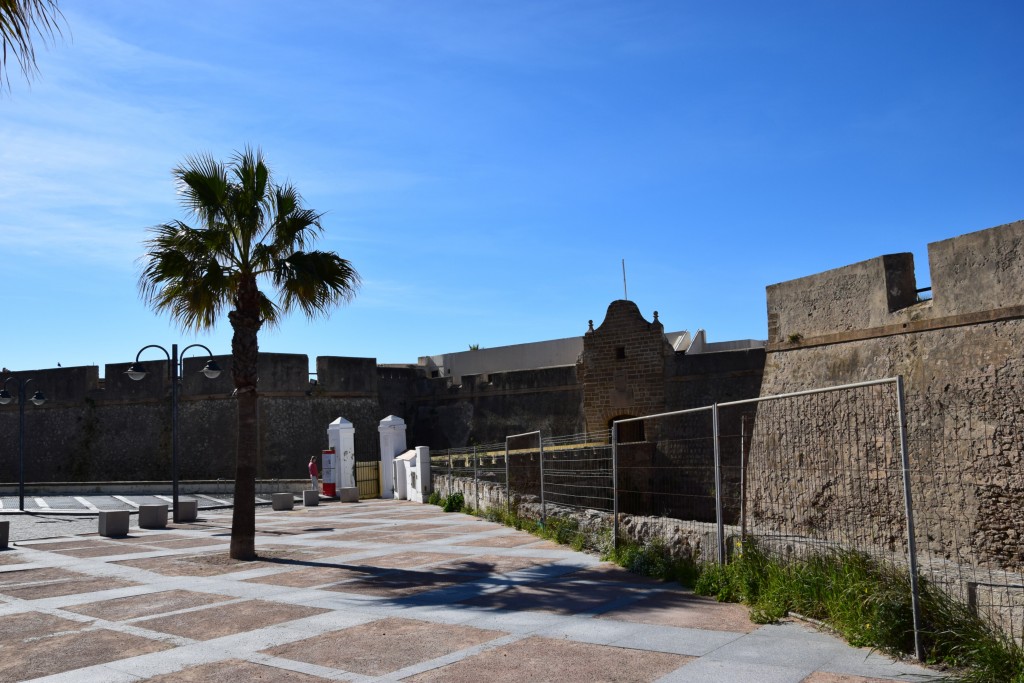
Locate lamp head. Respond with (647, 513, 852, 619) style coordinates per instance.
(125, 362, 148, 381)
(0, 389, 11, 405)
(202, 360, 222, 379)
(29, 391, 46, 406)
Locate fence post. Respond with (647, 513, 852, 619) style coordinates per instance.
(505, 442, 511, 516)
(712, 404, 725, 565)
(740, 413, 750, 543)
(539, 434, 546, 525)
(612, 421, 619, 554)
(896, 376, 925, 662)
(473, 446, 479, 512)
(447, 451, 452, 497)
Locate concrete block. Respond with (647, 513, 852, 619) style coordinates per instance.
(302, 489, 319, 506)
(272, 492, 294, 511)
(99, 510, 130, 537)
(138, 504, 168, 529)
(0, 520, 8, 549)
(338, 487, 359, 503)
(175, 499, 198, 523)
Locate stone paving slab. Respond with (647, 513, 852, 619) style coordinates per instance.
(0, 499, 939, 683)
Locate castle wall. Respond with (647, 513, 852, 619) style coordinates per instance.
(581, 300, 672, 434)
(755, 220, 1024, 571)
(410, 365, 583, 449)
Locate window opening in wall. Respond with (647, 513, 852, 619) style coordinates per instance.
(611, 416, 644, 443)
(615, 346, 626, 359)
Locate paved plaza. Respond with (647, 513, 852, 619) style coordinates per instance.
(0, 499, 936, 682)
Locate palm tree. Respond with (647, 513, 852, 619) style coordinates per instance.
(139, 147, 360, 560)
(1, 0, 66, 93)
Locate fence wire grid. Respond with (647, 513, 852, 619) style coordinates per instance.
(430, 377, 1023, 649)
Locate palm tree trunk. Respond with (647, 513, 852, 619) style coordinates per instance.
(228, 276, 262, 560)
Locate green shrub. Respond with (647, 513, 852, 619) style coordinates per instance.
(442, 491, 464, 512)
(427, 491, 442, 506)
(693, 542, 1024, 681)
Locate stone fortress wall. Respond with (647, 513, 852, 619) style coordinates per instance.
(2, 216, 1021, 579)
(0, 303, 765, 485)
(754, 220, 1024, 571)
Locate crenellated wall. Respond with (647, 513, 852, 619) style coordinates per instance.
(754, 219, 1024, 571)
(0, 353, 401, 483)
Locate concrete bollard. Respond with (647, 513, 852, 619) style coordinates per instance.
(175, 500, 198, 523)
(302, 489, 319, 507)
(338, 487, 359, 503)
(0, 520, 8, 549)
(138, 504, 168, 529)
(272, 492, 294, 511)
(99, 510, 130, 537)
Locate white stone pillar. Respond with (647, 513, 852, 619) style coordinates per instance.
(412, 446, 430, 503)
(378, 415, 407, 499)
(327, 417, 356, 489)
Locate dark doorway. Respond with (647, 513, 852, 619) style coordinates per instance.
(610, 416, 645, 443)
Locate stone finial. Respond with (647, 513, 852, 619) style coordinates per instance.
(653, 311, 659, 322)
(587, 320, 594, 333)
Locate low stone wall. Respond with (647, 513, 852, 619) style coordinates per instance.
(432, 473, 728, 563)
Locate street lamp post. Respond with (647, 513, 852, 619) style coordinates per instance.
(126, 344, 221, 523)
(0, 377, 47, 511)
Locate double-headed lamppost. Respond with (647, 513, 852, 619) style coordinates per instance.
(126, 344, 221, 522)
(0, 377, 47, 511)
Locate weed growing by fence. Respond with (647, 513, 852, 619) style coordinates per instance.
(465, 504, 1024, 682)
(693, 543, 1024, 683)
(427, 491, 466, 513)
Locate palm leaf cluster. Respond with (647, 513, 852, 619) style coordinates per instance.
(139, 147, 359, 332)
(0, 0, 65, 92)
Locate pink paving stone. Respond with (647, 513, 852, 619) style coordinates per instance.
(142, 538, 228, 549)
(115, 553, 262, 577)
(557, 563, 667, 585)
(458, 580, 639, 615)
(65, 589, 235, 621)
(0, 566, 140, 599)
(135, 599, 329, 640)
(404, 635, 692, 683)
(801, 674, 907, 683)
(49, 543, 158, 558)
(432, 553, 556, 575)
(370, 531, 460, 544)
(324, 568, 476, 597)
(0, 566, 79, 586)
(0, 618, 170, 681)
(597, 588, 757, 633)
(16, 539, 94, 551)
(453, 533, 550, 548)
(141, 659, 326, 682)
(244, 565, 375, 588)
(318, 528, 405, 542)
(0, 611, 86, 640)
(262, 616, 505, 676)
(354, 551, 462, 569)
(0, 550, 30, 565)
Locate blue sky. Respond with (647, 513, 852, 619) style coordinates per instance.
(3, 1, 1022, 374)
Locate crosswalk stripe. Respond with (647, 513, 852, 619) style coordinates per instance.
(112, 495, 140, 508)
(73, 496, 99, 511)
(195, 493, 230, 506)
(34, 497, 51, 510)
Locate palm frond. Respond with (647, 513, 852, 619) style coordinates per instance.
(273, 250, 360, 319)
(140, 148, 361, 336)
(137, 221, 233, 331)
(0, 0, 66, 93)
(174, 153, 229, 224)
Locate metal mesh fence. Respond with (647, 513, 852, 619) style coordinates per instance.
(737, 381, 910, 567)
(906, 391, 1024, 645)
(428, 376, 1023, 647)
